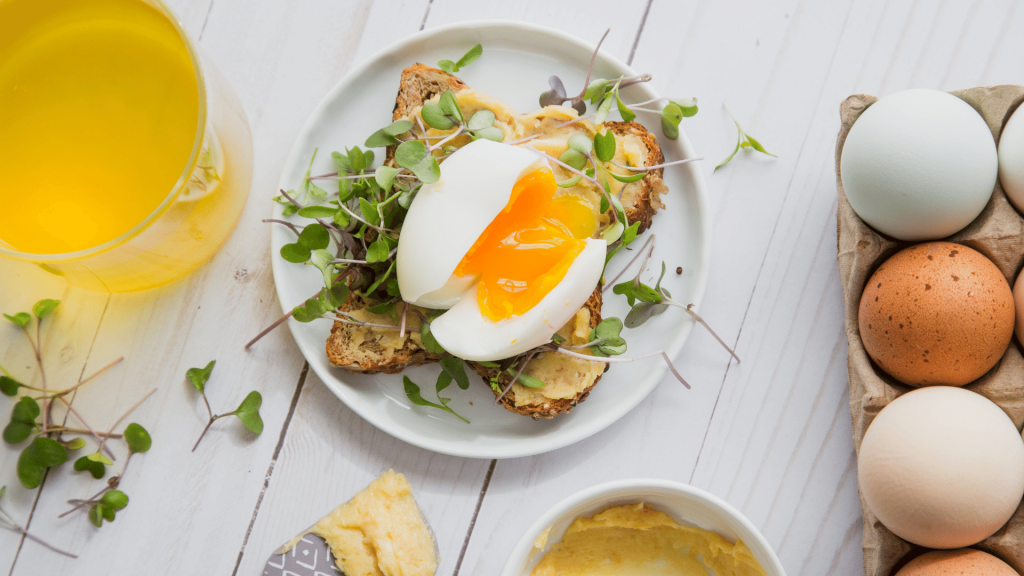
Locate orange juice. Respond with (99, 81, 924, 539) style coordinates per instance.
(0, 0, 199, 254)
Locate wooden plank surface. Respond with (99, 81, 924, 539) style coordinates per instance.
(4, 1, 1023, 575)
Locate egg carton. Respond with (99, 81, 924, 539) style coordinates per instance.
(836, 85, 1024, 576)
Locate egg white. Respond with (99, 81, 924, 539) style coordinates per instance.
(396, 139, 550, 308)
(429, 238, 606, 361)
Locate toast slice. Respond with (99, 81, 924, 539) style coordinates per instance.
(468, 287, 605, 420)
(326, 293, 444, 374)
(327, 65, 666, 417)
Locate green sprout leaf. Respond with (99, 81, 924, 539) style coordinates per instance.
(233, 391, 263, 434)
(585, 79, 610, 103)
(419, 317, 447, 354)
(74, 455, 106, 479)
(615, 87, 636, 122)
(594, 91, 616, 124)
(124, 423, 152, 454)
(559, 149, 587, 171)
(86, 452, 113, 466)
(64, 438, 85, 450)
(0, 376, 21, 396)
(661, 102, 682, 140)
(310, 249, 335, 285)
(422, 102, 455, 130)
(17, 436, 67, 489)
(32, 299, 60, 320)
(280, 223, 330, 263)
(358, 197, 381, 226)
(89, 504, 104, 527)
(395, 140, 441, 184)
(622, 222, 641, 246)
(625, 301, 669, 328)
(296, 205, 336, 219)
(439, 90, 464, 124)
(291, 297, 326, 323)
(471, 125, 504, 142)
(607, 171, 645, 184)
(589, 317, 627, 357)
(439, 357, 470, 390)
(716, 107, 776, 172)
(467, 109, 495, 131)
(557, 175, 583, 188)
(603, 221, 624, 244)
(365, 260, 396, 295)
(612, 280, 663, 307)
(456, 44, 482, 69)
(366, 238, 390, 264)
(673, 97, 698, 117)
(403, 376, 469, 424)
(375, 165, 400, 192)
(365, 120, 414, 148)
(101, 490, 129, 511)
(437, 59, 457, 75)
(594, 130, 616, 163)
(4, 396, 40, 444)
(3, 312, 30, 328)
(567, 134, 593, 154)
(186, 360, 215, 394)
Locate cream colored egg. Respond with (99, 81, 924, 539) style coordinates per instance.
(841, 89, 997, 240)
(858, 387, 1024, 549)
(998, 103, 1024, 214)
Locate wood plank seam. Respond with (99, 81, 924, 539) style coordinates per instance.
(687, 0, 856, 485)
(420, 0, 434, 30)
(451, 459, 496, 576)
(627, 0, 655, 65)
(198, 0, 215, 40)
(6, 291, 111, 575)
(230, 362, 310, 576)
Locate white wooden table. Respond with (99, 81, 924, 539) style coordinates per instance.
(3, 1, 1021, 574)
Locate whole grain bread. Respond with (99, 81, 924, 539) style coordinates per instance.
(326, 65, 665, 418)
(326, 293, 444, 374)
(468, 287, 605, 419)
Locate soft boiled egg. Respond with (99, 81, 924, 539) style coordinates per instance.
(396, 139, 606, 361)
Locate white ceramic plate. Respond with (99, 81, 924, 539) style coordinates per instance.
(272, 21, 710, 459)
(501, 479, 787, 576)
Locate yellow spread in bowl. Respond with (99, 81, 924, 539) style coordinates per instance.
(529, 503, 767, 576)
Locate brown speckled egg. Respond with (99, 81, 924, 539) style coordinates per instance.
(895, 549, 1019, 576)
(859, 242, 1014, 387)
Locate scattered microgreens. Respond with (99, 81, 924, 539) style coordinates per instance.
(715, 105, 776, 171)
(607, 235, 740, 362)
(0, 485, 76, 558)
(403, 372, 469, 424)
(437, 44, 482, 75)
(187, 361, 264, 452)
(3, 297, 156, 537)
(250, 32, 723, 414)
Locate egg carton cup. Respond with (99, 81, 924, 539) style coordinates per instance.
(836, 85, 1024, 576)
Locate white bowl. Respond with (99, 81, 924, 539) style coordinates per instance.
(501, 478, 787, 576)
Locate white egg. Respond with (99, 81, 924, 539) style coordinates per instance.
(858, 386, 1024, 549)
(430, 238, 606, 361)
(397, 139, 549, 308)
(998, 103, 1024, 213)
(841, 89, 997, 241)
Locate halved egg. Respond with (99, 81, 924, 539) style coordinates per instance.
(396, 139, 606, 361)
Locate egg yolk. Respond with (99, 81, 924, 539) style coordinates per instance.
(455, 168, 597, 321)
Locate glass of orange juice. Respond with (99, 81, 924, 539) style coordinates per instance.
(0, 0, 252, 292)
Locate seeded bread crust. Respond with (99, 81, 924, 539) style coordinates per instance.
(326, 292, 444, 374)
(604, 120, 666, 234)
(392, 64, 468, 121)
(467, 287, 605, 419)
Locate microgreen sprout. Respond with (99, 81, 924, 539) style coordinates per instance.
(437, 44, 482, 75)
(402, 359, 470, 423)
(716, 105, 776, 171)
(0, 486, 76, 558)
(187, 361, 264, 452)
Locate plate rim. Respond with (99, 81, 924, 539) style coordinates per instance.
(271, 19, 712, 459)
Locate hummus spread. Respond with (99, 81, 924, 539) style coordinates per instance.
(529, 503, 767, 576)
(281, 470, 437, 576)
